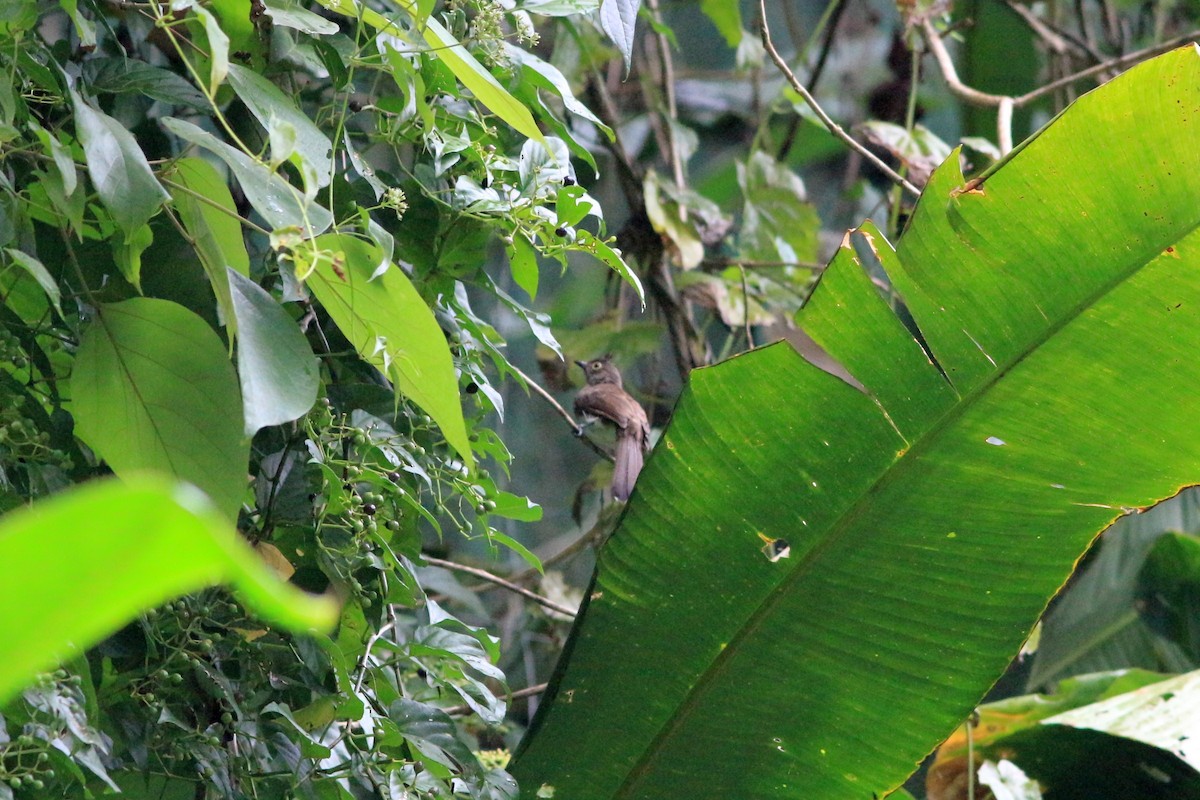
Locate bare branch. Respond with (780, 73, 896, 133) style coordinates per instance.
(422, 556, 578, 618)
(446, 683, 549, 717)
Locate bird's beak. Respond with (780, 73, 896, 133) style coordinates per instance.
(574, 359, 587, 370)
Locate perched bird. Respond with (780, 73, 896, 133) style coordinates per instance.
(574, 356, 651, 501)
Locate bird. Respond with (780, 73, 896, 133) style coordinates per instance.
(573, 356, 651, 501)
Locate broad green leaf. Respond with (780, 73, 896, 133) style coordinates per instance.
(508, 232, 539, 300)
(227, 63, 333, 191)
(600, 0, 640, 72)
(70, 89, 169, 234)
(72, 298, 249, 521)
(82, 57, 208, 109)
(298, 233, 473, 468)
(314, 0, 545, 145)
(163, 117, 333, 235)
(513, 47, 1200, 799)
(3, 247, 61, 316)
(228, 268, 319, 435)
(0, 476, 338, 706)
(168, 156, 251, 337)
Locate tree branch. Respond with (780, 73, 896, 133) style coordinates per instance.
(759, 0, 920, 198)
(422, 556, 578, 618)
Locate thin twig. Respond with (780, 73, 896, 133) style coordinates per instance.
(1004, 0, 1102, 61)
(922, 19, 1200, 118)
(646, 0, 685, 193)
(422, 556, 578, 618)
(507, 361, 615, 464)
(759, 0, 920, 198)
(445, 683, 549, 717)
(1015, 30, 1200, 106)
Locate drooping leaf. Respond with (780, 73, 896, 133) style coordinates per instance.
(3, 248, 61, 316)
(71, 298, 248, 521)
(163, 117, 333, 234)
(191, 5, 230, 92)
(227, 63, 333, 191)
(82, 57, 208, 109)
(508, 231, 539, 300)
(70, 89, 169, 234)
(227, 269, 319, 436)
(298, 233, 473, 468)
(576, 229, 643, 307)
(0, 476, 338, 705)
(512, 47, 1200, 800)
(167, 156, 250, 336)
(600, 0, 640, 73)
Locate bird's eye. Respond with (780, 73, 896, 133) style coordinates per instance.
(590, 362, 600, 371)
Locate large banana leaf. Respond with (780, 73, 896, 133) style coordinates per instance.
(512, 46, 1200, 799)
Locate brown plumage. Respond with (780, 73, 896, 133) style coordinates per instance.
(574, 357, 651, 501)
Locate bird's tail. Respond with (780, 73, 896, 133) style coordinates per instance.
(612, 431, 645, 501)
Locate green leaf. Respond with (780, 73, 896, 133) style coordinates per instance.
(508, 232, 539, 300)
(298, 233, 473, 468)
(168, 156, 251, 337)
(191, 5, 230, 92)
(163, 117, 333, 234)
(315, 0, 545, 145)
(488, 492, 543, 523)
(576, 229, 643, 307)
(226, 63, 333, 191)
(263, 0, 341, 35)
(228, 268, 319, 435)
(699, 0, 741, 47)
(72, 298, 249, 522)
(3, 248, 61, 316)
(0, 476, 338, 706)
(599, 0, 640, 73)
(82, 57, 208, 109)
(512, 47, 1200, 799)
(70, 89, 169, 234)
(29, 121, 77, 196)
(503, 44, 611, 136)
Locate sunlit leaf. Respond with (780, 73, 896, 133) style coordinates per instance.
(513, 47, 1200, 800)
(298, 233, 474, 468)
(0, 477, 338, 706)
(167, 156, 250, 337)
